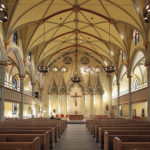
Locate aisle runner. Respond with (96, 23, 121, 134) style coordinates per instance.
(53, 124, 100, 150)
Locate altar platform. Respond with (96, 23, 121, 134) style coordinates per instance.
(67, 120, 86, 124)
(69, 114, 84, 120)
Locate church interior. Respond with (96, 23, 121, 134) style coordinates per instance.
(0, 0, 150, 150)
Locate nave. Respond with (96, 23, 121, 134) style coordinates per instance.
(53, 124, 100, 150)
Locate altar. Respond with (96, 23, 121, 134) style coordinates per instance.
(69, 115, 84, 120)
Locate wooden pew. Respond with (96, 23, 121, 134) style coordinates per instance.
(98, 126, 150, 147)
(0, 130, 54, 148)
(104, 130, 150, 150)
(0, 126, 56, 146)
(0, 136, 41, 150)
(113, 137, 150, 150)
(0, 122, 60, 140)
(0, 133, 49, 150)
(94, 118, 150, 138)
(105, 134, 150, 150)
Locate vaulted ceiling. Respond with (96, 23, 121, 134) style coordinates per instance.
(3, 0, 149, 70)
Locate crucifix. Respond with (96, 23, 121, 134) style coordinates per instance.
(71, 92, 81, 107)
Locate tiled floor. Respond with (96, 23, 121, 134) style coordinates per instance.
(53, 124, 101, 150)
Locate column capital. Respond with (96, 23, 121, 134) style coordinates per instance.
(3, 40, 9, 50)
(31, 82, 36, 85)
(145, 61, 150, 67)
(127, 74, 132, 78)
(19, 74, 25, 79)
(0, 61, 7, 67)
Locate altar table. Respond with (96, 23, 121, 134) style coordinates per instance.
(69, 115, 84, 120)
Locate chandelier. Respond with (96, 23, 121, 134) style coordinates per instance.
(37, 65, 49, 73)
(0, 2, 7, 22)
(143, 1, 150, 23)
(104, 66, 116, 73)
(37, 22, 49, 73)
(71, 48, 82, 83)
(103, 21, 116, 73)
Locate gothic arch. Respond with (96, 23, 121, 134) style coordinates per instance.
(130, 47, 145, 74)
(0, 38, 7, 62)
(68, 82, 85, 94)
(25, 62, 36, 83)
(7, 47, 25, 76)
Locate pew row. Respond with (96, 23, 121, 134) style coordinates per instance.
(0, 136, 41, 150)
(0, 130, 54, 148)
(98, 126, 150, 147)
(104, 130, 150, 150)
(0, 133, 49, 150)
(113, 137, 150, 150)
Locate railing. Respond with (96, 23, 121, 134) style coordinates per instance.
(112, 82, 147, 99)
(112, 86, 147, 105)
(4, 81, 32, 96)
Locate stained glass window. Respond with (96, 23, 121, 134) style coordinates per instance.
(12, 78, 17, 90)
(13, 31, 18, 45)
(134, 79, 139, 90)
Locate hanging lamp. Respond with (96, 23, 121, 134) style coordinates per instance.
(37, 21, 49, 73)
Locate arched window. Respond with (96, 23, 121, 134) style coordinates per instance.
(134, 79, 139, 90)
(12, 78, 17, 90)
(135, 31, 139, 45)
(13, 31, 18, 45)
(122, 52, 125, 60)
(60, 67, 67, 72)
(133, 30, 139, 45)
(52, 67, 58, 72)
(28, 51, 31, 61)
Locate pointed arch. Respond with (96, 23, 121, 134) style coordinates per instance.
(0, 38, 7, 62)
(130, 47, 145, 73)
(7, 47, 25, 76)
(25, 62, 36, 83)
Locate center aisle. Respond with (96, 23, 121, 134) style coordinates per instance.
(53, 124, 101, 150)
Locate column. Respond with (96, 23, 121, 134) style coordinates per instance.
(49, 94, 52, 114)
(31, 82, 36, 98)
(128, 74, 133, 119)
(0, 62, 6, 122)
(108, 88, 112, 115)
(58, 94, 61, 115)
(84, 94, 87, 119)
(19, 75, 24, 119)
(90, 94, 94, 116)
(117, 81, 120, 118)
(100, 95, 103, 115)
(67, 93, 69, 114)
(146, 64, 150, 121)
(31, 82, 36, 117)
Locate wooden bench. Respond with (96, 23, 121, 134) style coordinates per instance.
(0, 126, 56, 146)
(0, 129, 54, 148)
(98, 126, 150, 147)
(0, 133, 49, 150)
(0, 136, 41, 150)
(114, 137, 150, 150)
(104, 130, 150, 150)
(105, 134, 150, 150)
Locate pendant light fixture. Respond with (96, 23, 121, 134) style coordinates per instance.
(104, 21, 116, 73)
(37, 21, 49, 73)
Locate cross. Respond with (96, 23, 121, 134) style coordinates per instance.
(71, 92, 81, 107)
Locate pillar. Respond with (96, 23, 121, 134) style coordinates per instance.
(19, 75, 24, 119)
(117, 81, 120, 118)
(108, 88, 112, 115)
(31, 82, 36, 117)
(0, 62, 6, 122)
(146, 63, 150, 121)
(90, 93, 94, 117)
(128, 74, 133, 119)
(31, 82, 36, 98)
